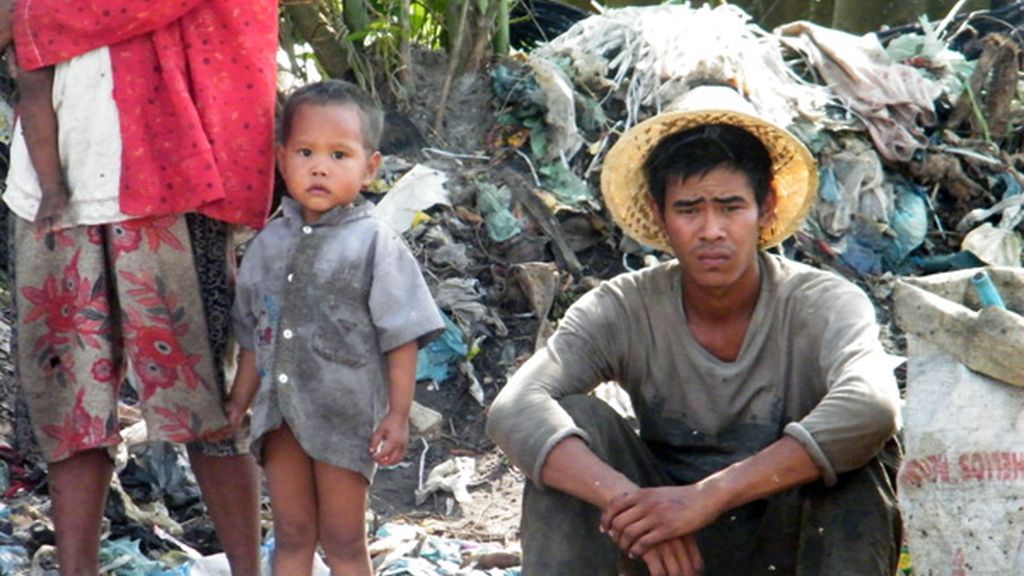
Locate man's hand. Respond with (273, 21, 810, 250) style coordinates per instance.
(0, 0, 13, 50)
(638, 536, 704, 576)
(370, 410, 409, 466)
(601, 485, 722, 558)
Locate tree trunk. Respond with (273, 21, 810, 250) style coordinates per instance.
(284, 1, 352, 79)
(343, 0, 371, 35)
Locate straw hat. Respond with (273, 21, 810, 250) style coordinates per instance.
(600, 86, 818, 251)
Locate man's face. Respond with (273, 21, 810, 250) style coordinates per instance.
(652, 165, 775, 292)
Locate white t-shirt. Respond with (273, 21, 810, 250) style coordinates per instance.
(4, 46, 130, 228)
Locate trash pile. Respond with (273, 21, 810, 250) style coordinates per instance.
(1, 1, 1023, 574)
(488, 2, 1023, 281)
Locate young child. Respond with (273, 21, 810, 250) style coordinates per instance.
(215, 79, 444, 576)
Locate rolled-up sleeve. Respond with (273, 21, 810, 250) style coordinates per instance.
(487, 285, 625, 485)
(785, 285, 901, 486)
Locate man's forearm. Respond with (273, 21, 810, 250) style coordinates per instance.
(540, 435, 638, 509)
(698, 435, 822, 513)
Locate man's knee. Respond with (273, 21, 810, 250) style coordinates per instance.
(558, 394, 626, 432)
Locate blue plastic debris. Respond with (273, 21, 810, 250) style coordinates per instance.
(416, 312, 468, 384)
(98, 538, 186, 576)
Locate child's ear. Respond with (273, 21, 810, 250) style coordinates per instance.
(362, 151, 382, 186)
(275, 144, 287, 167)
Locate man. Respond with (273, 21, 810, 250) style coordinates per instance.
(487, 86, 902, 576)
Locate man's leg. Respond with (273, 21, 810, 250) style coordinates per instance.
(520, 395, 667, 576)
(49, 449, 114, 576)
(188, 448, 262, 575)
(792, 441, 902, 576)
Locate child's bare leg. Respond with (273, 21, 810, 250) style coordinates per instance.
(48, 449, 114, 576)
(314, 462, 372, 576)
(187, 449, 262, 575)
(264, 425, 319, 576)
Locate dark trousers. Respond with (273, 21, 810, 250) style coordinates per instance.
(520, 395, 901, 576)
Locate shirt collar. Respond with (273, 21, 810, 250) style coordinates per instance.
(281, 195, 372, 228)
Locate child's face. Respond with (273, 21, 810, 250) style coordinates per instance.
(277, 103, 381, 223)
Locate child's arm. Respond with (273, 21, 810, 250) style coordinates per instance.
(17, 62, 69, 232)
(370, 341, 418, 466)
(204, 348, 260, 441)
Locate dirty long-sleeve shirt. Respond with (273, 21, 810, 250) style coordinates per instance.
(487, 253, 900, 487)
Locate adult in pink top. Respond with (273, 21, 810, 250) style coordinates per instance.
(0, 2, 276, 574)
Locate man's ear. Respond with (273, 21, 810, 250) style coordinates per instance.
(646, 194, 666, 231)
(758, 186, 778, 229)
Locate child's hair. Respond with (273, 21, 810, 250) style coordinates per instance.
(279, 79, 384, 151)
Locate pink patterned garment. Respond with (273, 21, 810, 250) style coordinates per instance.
(12, 0, 277, 229)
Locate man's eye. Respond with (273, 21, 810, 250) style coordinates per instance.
(332, 151, 346, 160)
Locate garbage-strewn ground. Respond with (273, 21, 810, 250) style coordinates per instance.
(2, 2, 1024, 574)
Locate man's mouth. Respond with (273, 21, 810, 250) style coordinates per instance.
(695, 250, 731, 265)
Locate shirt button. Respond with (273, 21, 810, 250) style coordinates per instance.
(302, 225, 312, 234)
(287, 273, 294, 282)
(278, 373, 289, 384)
(282, 329, 294, 339)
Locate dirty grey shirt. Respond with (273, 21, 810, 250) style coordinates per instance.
(234, 197, 444, 481)
(487, 253, 900, 487)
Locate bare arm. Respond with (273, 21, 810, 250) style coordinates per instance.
(17, 63, 69, 232)
(541, 435, 638, 508)
(542, 437, 704, 576)
(205, 348, 259, 441)
(602, 435, 821, 557)
(227, 348, 260, 415)
(370, 341, 418, 465)
(0, 0, 12, 49)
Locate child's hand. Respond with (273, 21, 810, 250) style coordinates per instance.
(203, 397, 247, 443)
(34, 185, 70, 234)
(370, 410, 409, 466)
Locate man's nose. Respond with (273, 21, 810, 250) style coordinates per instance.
(698, 211, 726, 240)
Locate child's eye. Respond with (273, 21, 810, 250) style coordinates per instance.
(332, 151, 346, 160)
(297, 148, 312, 157)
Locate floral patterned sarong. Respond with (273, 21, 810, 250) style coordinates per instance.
(13, 214, 236, 462)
